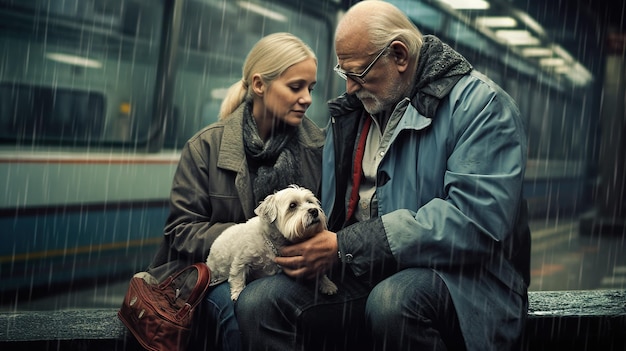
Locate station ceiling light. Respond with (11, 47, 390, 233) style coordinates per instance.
(540, 57, 567, 67)
(426, 0, 593, 86)
(495, 29, 541, 45)
(475, 16, 517, 28)
(521, 47, 554, 57)
(436, 0, 490, 10)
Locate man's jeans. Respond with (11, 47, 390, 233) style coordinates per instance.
(236, 267, 465, 351)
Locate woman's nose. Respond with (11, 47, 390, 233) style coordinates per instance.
(299, 90, 312, 105)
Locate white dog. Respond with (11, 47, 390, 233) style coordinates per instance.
(206, 185, 338, 301)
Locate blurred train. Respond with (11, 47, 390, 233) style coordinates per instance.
(0, 0, 598, 294)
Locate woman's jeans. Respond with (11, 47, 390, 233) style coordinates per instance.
(236, 267, 465, 351)
(193, 282, 241, 351)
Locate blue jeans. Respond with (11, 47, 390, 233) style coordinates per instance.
(236, 267, 465, 351)
(192, 282, 241, 351)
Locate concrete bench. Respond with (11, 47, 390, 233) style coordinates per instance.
(523, 289, 626, 350)
(0, 308, 129, 350)
(0, 290, 624, 350)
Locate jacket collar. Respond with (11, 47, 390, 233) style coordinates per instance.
(217, 103, 247, 172)
(410, 35, 472, 118)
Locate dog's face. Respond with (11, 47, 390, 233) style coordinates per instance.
(254, 185, 327, 242)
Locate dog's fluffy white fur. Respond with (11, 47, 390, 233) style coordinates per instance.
(206, 185, 338, 301)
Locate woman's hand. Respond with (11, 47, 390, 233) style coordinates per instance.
(275, 229, 338, 280)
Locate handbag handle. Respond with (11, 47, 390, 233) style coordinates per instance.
(159, 263, 211, 309)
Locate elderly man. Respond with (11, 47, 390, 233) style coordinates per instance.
(236, 1, 530, 350)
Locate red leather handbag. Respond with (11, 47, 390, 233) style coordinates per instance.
(118, 263, 211, 351)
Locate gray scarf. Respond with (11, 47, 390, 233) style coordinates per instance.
(242, 103, 301, 204)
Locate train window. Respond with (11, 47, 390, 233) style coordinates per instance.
(0, 83, 105, 143)
(166, 0, 335, 148)
(0, 0, 165, 146)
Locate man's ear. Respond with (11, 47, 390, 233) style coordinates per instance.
(390, 41, 410, 73)
(251, 74, 265, 97)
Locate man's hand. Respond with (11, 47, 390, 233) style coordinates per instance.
(275, 229, 338, 280)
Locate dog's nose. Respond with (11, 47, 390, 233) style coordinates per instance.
(308, 208, 318, 218)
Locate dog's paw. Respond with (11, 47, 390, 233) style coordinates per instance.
(320, 283, 338, 295)
(133, 271, 158, 285)
(319, 275, 338, 295)
(230, 289, 242, 301)
(229, 276, 246, 301)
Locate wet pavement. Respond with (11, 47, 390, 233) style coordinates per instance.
(529, 215, 626, 291)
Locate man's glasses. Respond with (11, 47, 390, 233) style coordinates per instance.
(334, 41, 393, 85)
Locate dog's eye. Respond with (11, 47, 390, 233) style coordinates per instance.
(306, 198, 319, 205)
(289, 202, 297, 209)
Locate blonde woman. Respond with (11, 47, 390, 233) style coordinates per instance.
(144, 32, 324, 351)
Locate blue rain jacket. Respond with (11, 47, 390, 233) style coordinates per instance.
(322, 36, 530, 351)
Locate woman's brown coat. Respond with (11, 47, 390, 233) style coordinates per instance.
(147, 104, 325, 280)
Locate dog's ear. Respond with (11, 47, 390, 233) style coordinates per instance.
(255, 194, 278, 222)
